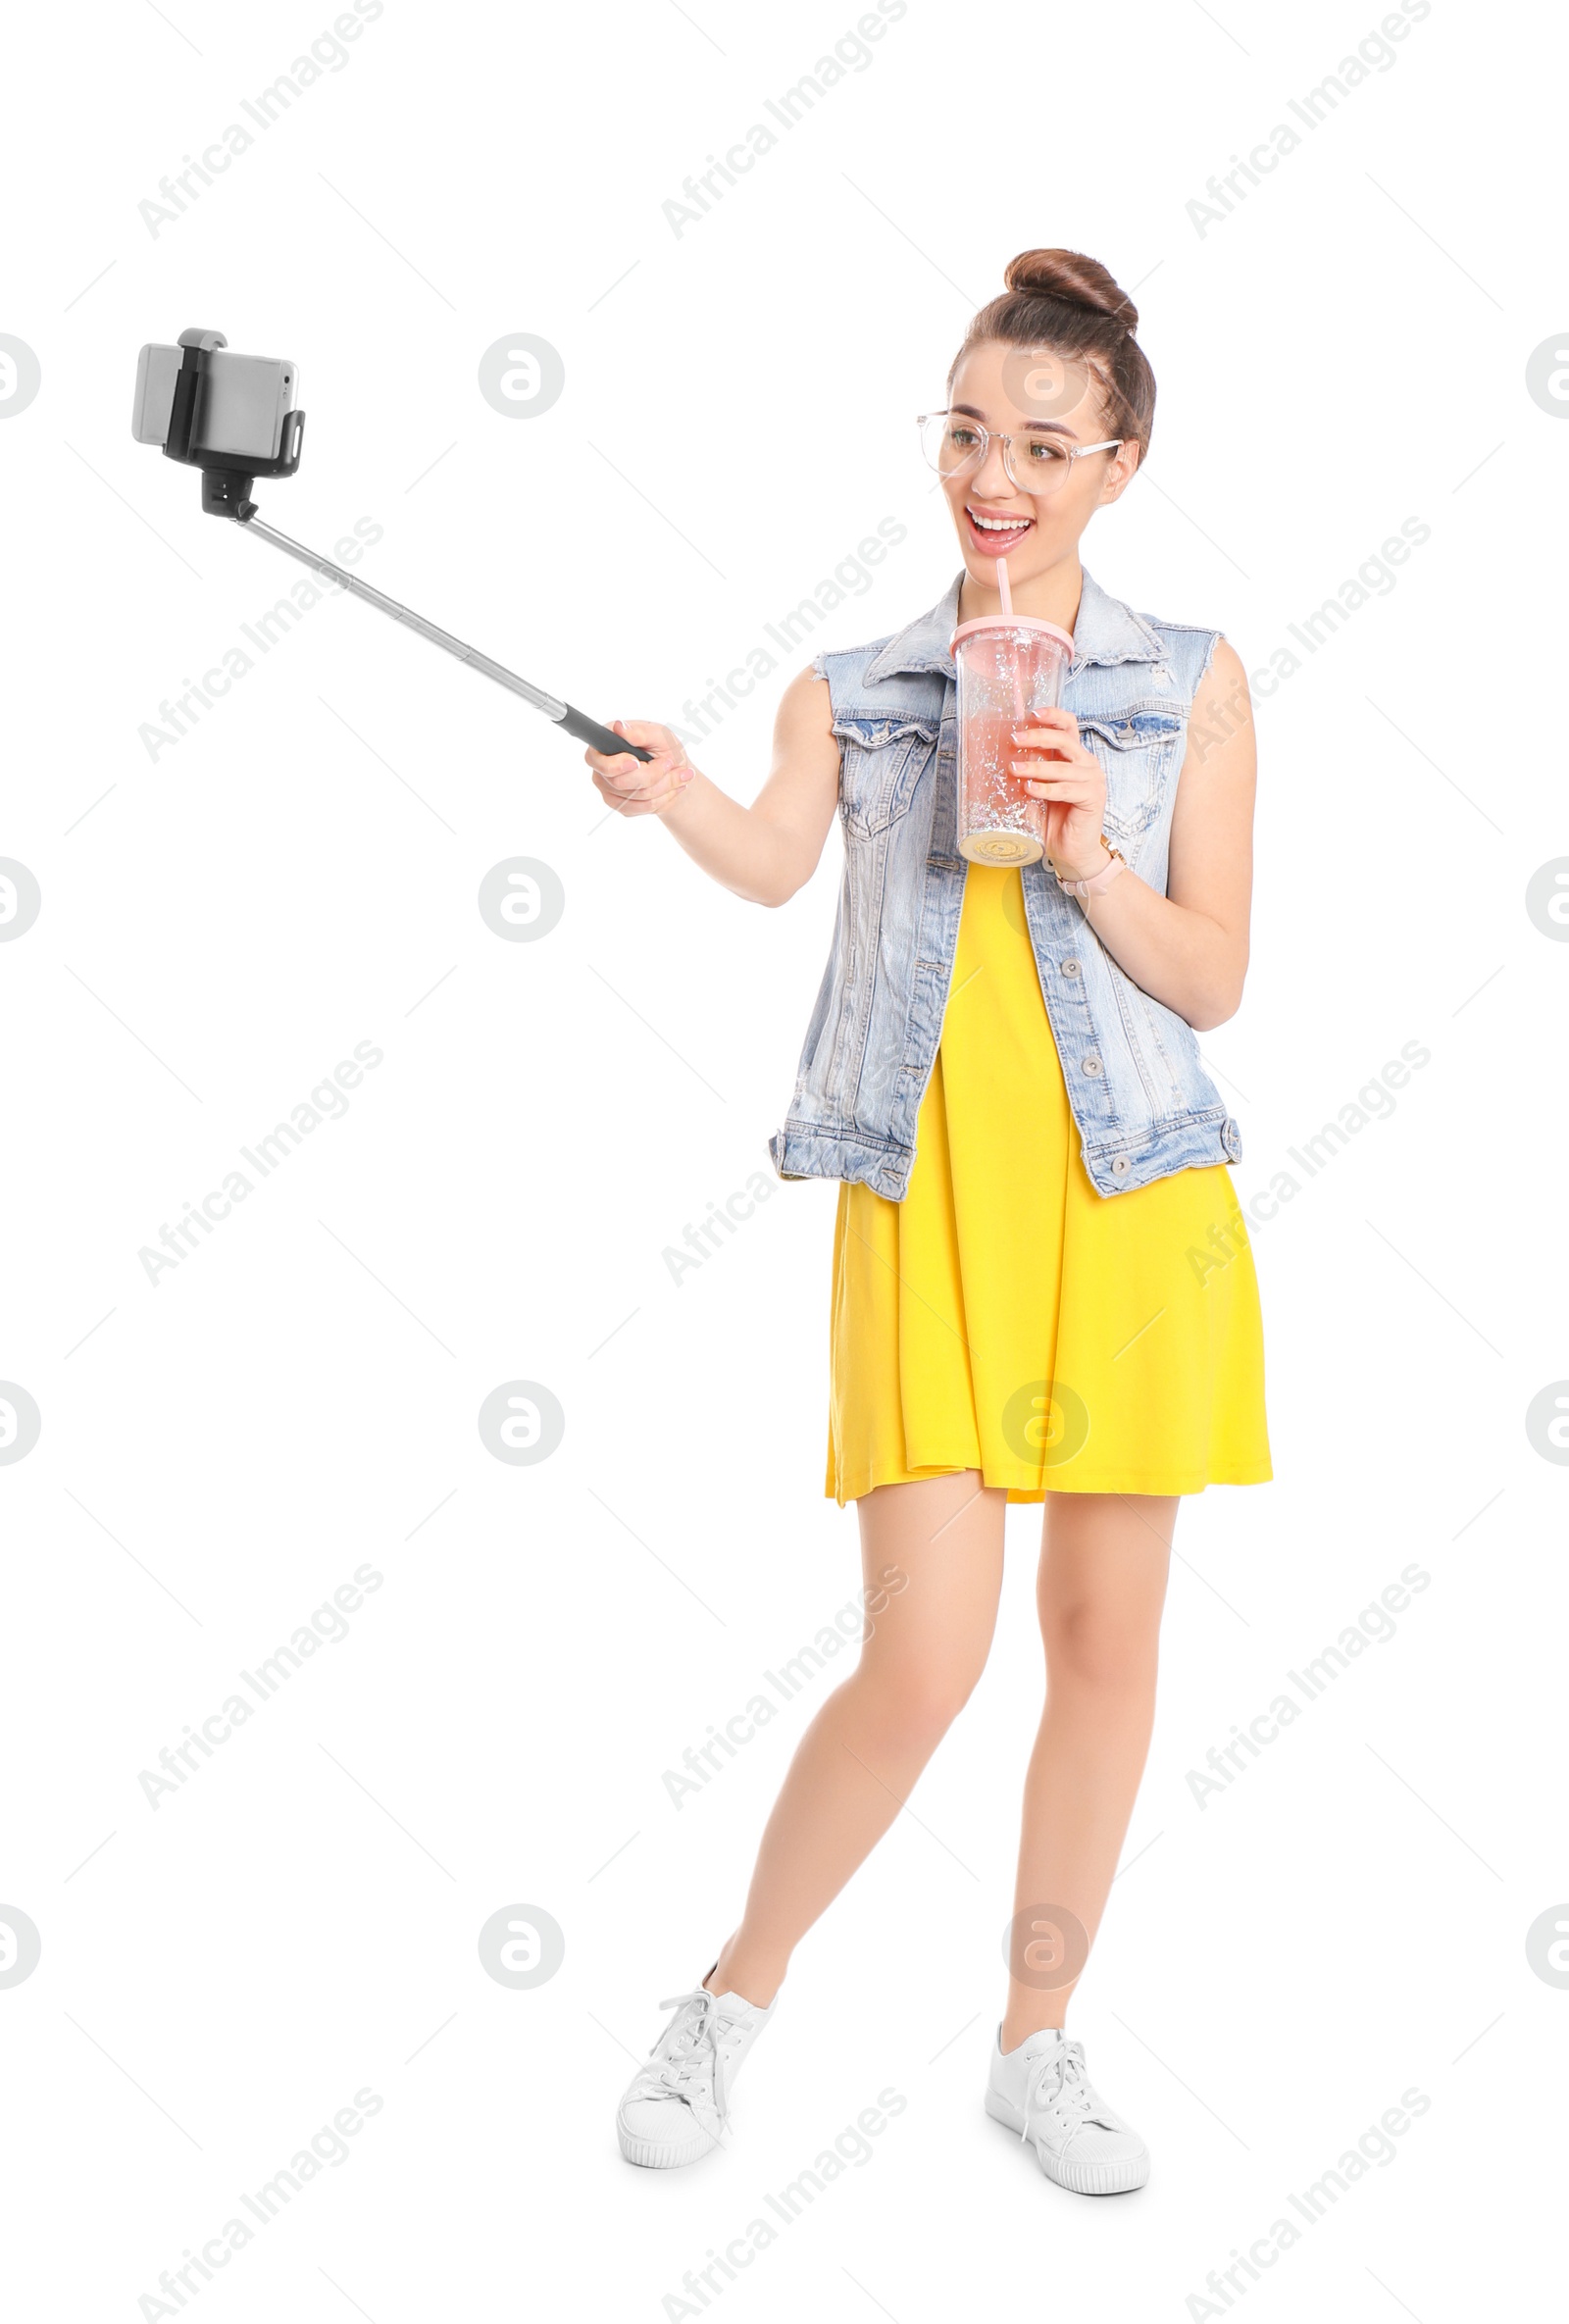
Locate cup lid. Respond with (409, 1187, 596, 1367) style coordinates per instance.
(949, 614, 1075, 655)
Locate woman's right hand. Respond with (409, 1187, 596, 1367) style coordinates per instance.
(581, 668, 838, 907)
(583, 721, 696, 819)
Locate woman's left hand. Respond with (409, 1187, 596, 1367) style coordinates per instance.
(1011, 708, 1109, 882)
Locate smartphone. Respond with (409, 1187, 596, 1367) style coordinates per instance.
(132, 342, 298, 462)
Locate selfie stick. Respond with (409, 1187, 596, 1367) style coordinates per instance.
(159, 330, 653, 763)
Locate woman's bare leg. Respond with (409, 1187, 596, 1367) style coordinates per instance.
(710, 1471, 1006, 2008)
(999, 1490, 1176, 2050)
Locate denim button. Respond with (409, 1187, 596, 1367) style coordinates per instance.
(1061, 957, 1082, 979)
(1222, 1116, 1240, 1158)
(1083, 1053, 1103, 1077)
(1111, 1154, 1130, 1177)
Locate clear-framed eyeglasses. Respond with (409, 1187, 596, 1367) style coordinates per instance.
(916, 410, 1124, 497)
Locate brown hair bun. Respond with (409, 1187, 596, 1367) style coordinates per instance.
(1002, 248, 1139, 336)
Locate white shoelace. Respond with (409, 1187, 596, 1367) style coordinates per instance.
(626, 1988, 754, 2144)
(1020, 2038, 1101, 2145)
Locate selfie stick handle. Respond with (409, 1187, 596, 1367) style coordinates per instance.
(232, 513, 651, 761)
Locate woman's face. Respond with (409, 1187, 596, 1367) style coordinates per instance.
(940, 338, 1140, 585)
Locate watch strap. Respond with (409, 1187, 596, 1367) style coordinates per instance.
(1057, 838, 1127, 899)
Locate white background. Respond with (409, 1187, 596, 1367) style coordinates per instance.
(3, 0, 1565, 2317)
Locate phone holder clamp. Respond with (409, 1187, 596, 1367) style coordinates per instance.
(163, 328, 305, 521)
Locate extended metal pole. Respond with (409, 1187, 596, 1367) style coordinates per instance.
(235, 511, 651, 759)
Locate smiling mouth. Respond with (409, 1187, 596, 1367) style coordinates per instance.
(964, 502, 1035, 557)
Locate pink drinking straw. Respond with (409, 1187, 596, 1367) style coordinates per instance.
(996, 557, 1029, 731)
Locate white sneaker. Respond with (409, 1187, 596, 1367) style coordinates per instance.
(986, 2026, 1150, 2195)
(616, 1971, 777, 2168)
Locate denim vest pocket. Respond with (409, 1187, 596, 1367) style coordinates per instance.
(834, 715, 939, 836)
(1077, 708, 1185, 844)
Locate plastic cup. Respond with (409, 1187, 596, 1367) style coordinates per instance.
(949, 605, 1075, 866)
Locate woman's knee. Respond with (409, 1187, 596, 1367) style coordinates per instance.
(856, 1644, 987, 1750)
(1041, 1596, 1160, 1692)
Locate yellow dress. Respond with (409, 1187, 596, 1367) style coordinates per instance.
(826, 863, 1272, 1503)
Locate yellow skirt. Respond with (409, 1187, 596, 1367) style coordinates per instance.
(826, 864, 1272, 1503)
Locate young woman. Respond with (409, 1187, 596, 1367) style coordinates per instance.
(586, 248, 1270, 2196)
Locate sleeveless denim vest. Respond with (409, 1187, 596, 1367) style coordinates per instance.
(767, 567, 1243, 1201)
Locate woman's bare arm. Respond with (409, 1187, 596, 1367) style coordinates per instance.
(583, 665, 841, 907)
(1017, 638, 1257, 1031)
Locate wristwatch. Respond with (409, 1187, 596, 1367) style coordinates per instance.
(1055, 836, 1128, 900)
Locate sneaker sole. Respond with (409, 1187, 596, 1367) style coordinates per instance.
(985, 2088, 1150, 2195)
(617, 2121, 722, 2169)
